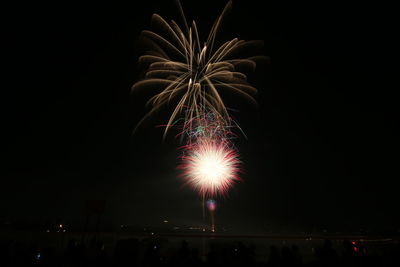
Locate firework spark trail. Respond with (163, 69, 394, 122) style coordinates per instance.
(173, 108, 239, 144)
(132, 0, 263, 138)
(133, 1, 263, 198)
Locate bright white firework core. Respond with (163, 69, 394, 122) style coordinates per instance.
(181, 140, 240, 196)
(196, 150, 229, 183)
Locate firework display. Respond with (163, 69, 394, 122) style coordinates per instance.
(133, 0, 261, 198)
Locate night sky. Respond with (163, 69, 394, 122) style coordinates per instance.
(2, 1, 398, 233)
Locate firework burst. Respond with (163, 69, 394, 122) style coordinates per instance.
(179, 138, 241, 197)
(132, 0, 263, 138)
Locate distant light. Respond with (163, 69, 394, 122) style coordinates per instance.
(206, 199, 217, 211)
(35, 253, 41, 261)
(163, 220, 169, 223)
(151, 232, 154, 235)
(59, 224, 63, 228)
(63, 230, 66, 232)
(46, 229, 50, 233)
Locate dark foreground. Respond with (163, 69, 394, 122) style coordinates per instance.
(1, 231, 399, 266)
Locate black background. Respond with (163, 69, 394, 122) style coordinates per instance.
(2, 0, 398, 233)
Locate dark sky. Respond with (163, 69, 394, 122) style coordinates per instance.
(2, 1, 398, 233)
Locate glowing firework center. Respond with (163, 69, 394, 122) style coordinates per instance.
(181, 140, 240, 197)
(195, 152, 228, 182)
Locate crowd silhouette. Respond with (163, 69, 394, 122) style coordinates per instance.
(0, 236, 399, 266)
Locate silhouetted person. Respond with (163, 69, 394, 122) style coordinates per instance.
(207, 244, 220, 267)
(174, 240, 190, 266)
(267, 245, 281, 267)
(0, 239, 12, 266)
(281, 246, 294, 267)
(231, 242, 249, 267)
(315, 239, 338, 267)
(291, 245, 302, 266)
(40, 246, 57, 267)
(248, 243, 257, 267)
(90, 240, 108, 267)
(189, 248, 204, 267)
(143, 242, 162, 267)
(65, 239, 85, 266)
(341, 240, 359, 267)
(113, 238, 139, 267)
